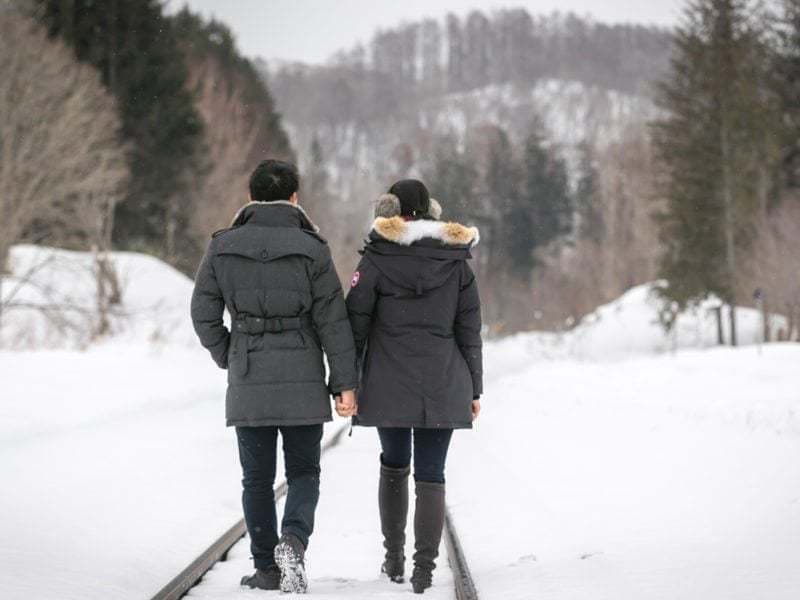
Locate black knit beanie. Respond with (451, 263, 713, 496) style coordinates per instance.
(388, 179, 430, 218)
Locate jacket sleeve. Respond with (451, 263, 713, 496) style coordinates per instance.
(310, 245, 359, 395)
(344, 255, 380, 368)
(190, 242, 230, 369)
(455, 263, 483, 399)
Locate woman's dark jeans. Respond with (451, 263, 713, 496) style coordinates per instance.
(378, 427, 453, 483)
(236, 425, 322, 570)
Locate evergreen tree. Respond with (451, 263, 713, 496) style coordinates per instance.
(484, 128, 525, 278)
(35, 0, 203, 261)
(575, 142, 604, 243)
(652, 0, 775, 343)
(774, 0, 800, 188)
(520, 122, 573, 264)
(301, 133, 340, 238)
(425, 136, 479, 223)
(308, 135, 328, 200)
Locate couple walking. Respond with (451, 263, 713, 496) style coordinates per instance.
(190, 159, 483, 594)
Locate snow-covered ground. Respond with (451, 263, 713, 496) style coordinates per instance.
(188, 429, 455, 600)
(0, 342, 238, 599)
(2, 246, 799, 599)
(446, 342, 800, 600)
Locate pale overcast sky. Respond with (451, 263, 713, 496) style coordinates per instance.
(168, 0, 685, 64)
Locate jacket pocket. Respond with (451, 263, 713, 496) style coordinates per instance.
(229, 332, 249, 377)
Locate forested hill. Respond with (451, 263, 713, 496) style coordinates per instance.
(256, 10, 674, 328)
(30, 1, 293, 273)
(264, 11, 672, 129)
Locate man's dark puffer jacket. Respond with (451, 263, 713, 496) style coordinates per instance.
(191, 201, 358, 427)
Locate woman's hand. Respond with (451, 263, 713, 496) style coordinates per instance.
(471, 399, 481, 421)
(336, 389, 357, 417)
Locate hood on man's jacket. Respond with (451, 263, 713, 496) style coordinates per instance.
(229, 200, 320, 232)
(364, 216, 479, 295)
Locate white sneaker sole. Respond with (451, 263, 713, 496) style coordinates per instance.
(275, 540, 308, 594)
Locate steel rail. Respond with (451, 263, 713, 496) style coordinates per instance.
(149, 425, 349, 600)
(444, 508, 480, 600)
(149, 424, 478, 600)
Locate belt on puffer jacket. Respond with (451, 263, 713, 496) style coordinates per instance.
(233, 314, 313, 335)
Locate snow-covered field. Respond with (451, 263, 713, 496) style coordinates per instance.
(0, 343, 238, 599)
(446, 342, 800, 600)
(1, 246, 799, 599)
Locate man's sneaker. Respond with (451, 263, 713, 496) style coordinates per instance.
(274, 533, 308, 594)
(240, 565, 280, 590)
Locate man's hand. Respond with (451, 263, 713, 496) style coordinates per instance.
(335, 389, 357, 417)
(471, 399, 481, 421)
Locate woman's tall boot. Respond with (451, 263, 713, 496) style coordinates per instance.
(379, 463, 410, 582)
(410, 481, 445, 594)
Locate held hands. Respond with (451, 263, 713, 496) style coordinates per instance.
(335, 389, 357, 418)
(471, 399, 481, 421)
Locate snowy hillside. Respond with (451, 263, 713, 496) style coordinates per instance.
(424, 79, 657, 156)
(489, 282, 786, 364)
(284, 78, 655, 201)
(568, 283, 785, 358)
(0, 245, 196, 349)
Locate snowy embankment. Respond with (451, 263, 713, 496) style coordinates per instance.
(444, 287, 800, 600)
(1, 245, 799, 599)
(0, 246, 238, 599)
(0, 244, 197, 350)
(0, 245, 217, 442)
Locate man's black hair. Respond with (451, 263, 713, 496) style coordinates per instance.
(249, 159, 299, 202)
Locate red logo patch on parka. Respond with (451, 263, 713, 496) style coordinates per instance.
(350, 271, 361, 288)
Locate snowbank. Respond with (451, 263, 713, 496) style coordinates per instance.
(0, 244, 196, 349)
(491, 283, 787, 363)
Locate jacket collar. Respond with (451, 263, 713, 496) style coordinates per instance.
(230, 200, 320, 233)
(370, 216, 479, 247)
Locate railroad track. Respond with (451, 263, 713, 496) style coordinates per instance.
(443, 508, 479, 600)
(150, 424, 478, 600)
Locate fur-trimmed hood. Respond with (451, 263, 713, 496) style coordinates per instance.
(364, 211, 478, 296)
(371, 191, 479, 248)
(371, 216, 479, 248)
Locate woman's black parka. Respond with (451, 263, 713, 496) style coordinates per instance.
(345, 215, 483, 429)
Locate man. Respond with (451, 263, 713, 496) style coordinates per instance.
(190, 159, 357, 593)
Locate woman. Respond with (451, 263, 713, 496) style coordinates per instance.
(345, 179, 483, 594)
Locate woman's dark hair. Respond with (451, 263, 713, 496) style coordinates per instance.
(249, 159, 299, 202)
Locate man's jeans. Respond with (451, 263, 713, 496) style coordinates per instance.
(236, 425, 323, 569)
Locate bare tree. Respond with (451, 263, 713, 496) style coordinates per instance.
(0, 11, 128, 334)
(740, 197, 800, 341)
(530, 125, 661, 328)
(184, 53, 261, 242)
